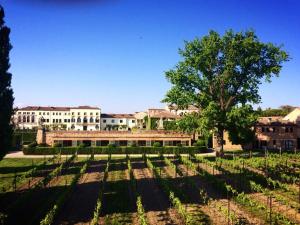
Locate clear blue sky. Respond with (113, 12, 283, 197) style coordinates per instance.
(1, 0, 300, 113)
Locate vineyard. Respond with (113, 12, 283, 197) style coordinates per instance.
(0, 152, 299, 225)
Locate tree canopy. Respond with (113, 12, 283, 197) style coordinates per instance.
(163, 29, 289, 153)
(0, 5, 14, 160)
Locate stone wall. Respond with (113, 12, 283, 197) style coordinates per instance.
(37, 129, 193, 147)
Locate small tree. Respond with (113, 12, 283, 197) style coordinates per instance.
(0, 6, 14, 160)
(163, 30, 288, 154)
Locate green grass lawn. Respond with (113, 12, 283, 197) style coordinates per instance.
(0, 158, 44, 192)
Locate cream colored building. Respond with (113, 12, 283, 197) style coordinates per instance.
(165, 105, 199, 116)
(100, 114, 137, 131)
(15, 106, 101, 131)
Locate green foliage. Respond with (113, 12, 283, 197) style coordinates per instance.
(177, 112, 200, 134)
(136, 196, 148, 225)
(53, 142, 62, 148)
(152, 142, 161, 147)
(27, 141, 37, 148)
(227, 105, 257, 146)
(0, 6, 14, 160)
(107, 143, 116, 148)
(163, 120, 177, 130)
(257, 105, 295, 117)
(162, 29, 289, 152)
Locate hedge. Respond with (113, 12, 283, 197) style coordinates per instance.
(23, 146, 207, 155)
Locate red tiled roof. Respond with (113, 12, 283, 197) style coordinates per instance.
(19, 106, 100, 111)
(101, 113, 135, 118)
(148, 109, 179, 119)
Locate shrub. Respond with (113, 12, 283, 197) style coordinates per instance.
(176, 143, 182, 147)
(27, 141, 37, 148)
(78, 143, 86, 148)
(130, 142, 137, 147)
(193, 139, 206, 147)
(107, 143, 116, 148)
(53, 143, 62, 148)
(152, 142, 161, 148)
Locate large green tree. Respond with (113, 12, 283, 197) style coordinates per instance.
(0, 6, 14, 160)
(163, 30, 288, 154)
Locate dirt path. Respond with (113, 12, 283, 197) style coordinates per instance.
(99, 160, 136, 225)
(54, 160, 105, 225)
(132, 160, 183, 225)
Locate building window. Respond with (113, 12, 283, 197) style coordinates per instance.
(18, 116, 21, 122)
(90, 117, 94, 123)
(83, 117, 88, 123)
(84, 112, 87, 115)
(132, 120, 135, 123)
(68, 119, 70, 123)
(111, 119, 115, 123)
(78, 112, 80, 115)
(77, 117, 81, 123)
(71, 118, 75, 123)
(96, 112, 99, 115)
(120, 120, 123, 123)
(96, 117, 100, 123)
(47, 119, 49, 122)
(59, 119, 61, 123)
(64, 119, 67, 123)
(31, 116, 35, 123)
(90, 112, 93, 115)
(47, 112, 49, 115)
(103, 119, 106, 123)
(53, 119, 55, 123)
(95, 124, 99, 130)
(43, 112, 45, 115)
(18, 112, 21, 114)
(39, 112, 41, 115)
(27, 116, 30, 123)
(72, 112, 74, 115)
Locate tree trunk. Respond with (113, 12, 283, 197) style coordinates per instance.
(216, 128, 224, 157)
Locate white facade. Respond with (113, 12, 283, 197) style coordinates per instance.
(165, 105, 199, 116)
(100, 114, 137, 131)
(15, 106, 101, 131)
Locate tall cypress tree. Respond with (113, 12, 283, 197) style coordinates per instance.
(0, 5, 14, 160)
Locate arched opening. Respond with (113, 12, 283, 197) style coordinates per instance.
(90, 117, 94, 123)
(77, 117, 81, 123)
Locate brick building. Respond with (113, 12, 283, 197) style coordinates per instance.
(213, 108, 300, 151)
